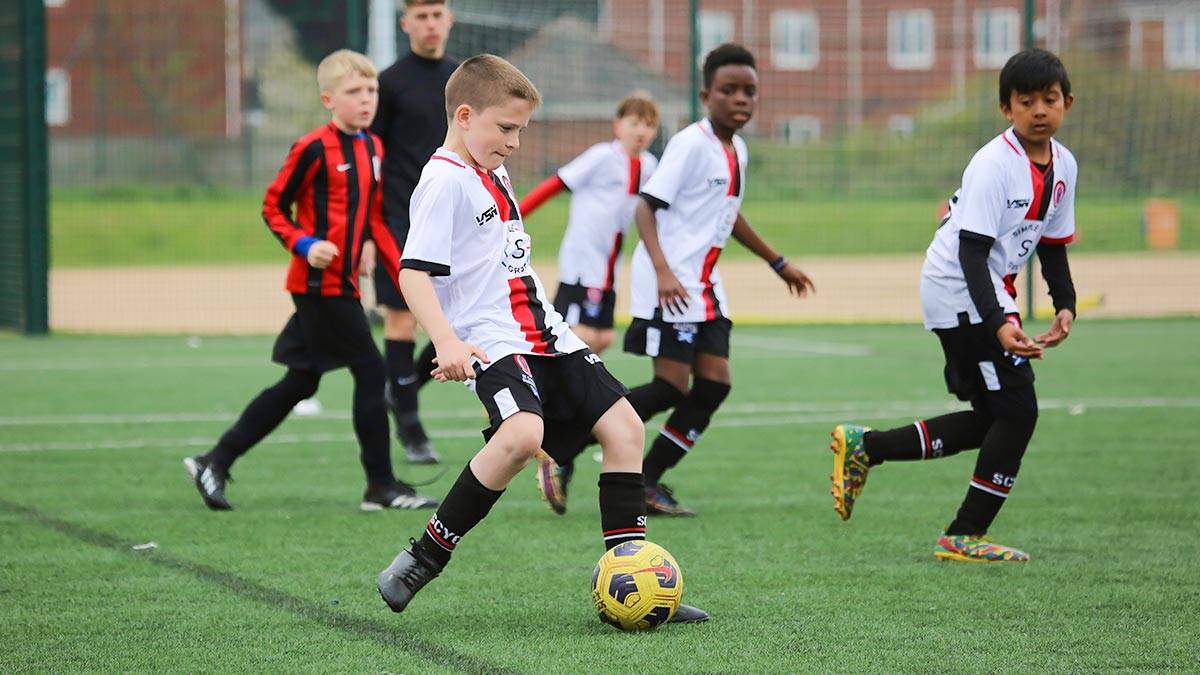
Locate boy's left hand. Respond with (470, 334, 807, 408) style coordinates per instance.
(359, 240, 377, 276)
(1035, 309, 1073, 348)
(778, 263, 816, 298)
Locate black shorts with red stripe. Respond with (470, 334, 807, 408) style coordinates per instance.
(623, 313, 732, 364)
(553, 282, 617, 329)
(473, 350, 629, 450)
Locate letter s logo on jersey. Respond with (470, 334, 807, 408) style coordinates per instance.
(502, 229, 531, 276)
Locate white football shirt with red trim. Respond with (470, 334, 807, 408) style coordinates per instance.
(922, 126, 1078, 329)
(402, 148, 586, 368)
(556, 140, 658, 291)
(629, 118, 747, 323)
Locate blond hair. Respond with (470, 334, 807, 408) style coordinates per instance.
(444, 54, 541, 119)
(615, 90, 660, 126)
(316, 49, 378, 93)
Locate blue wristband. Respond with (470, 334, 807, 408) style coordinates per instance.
(294, 236, 320, 258)
(769, 256, 787, 273)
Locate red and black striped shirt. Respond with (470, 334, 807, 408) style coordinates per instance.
(262, 122, 402, 298)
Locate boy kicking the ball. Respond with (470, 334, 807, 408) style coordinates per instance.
(829, 49, 1079, 563)
(375, 54, 706, 622)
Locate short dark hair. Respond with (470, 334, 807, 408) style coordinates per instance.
(999, 48, 1071, 106)
(702, 43, 756, 89)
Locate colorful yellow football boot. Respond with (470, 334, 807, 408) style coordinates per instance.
(533, 449, 567, 515)
(829, 424, 871, 521)
(933, 532, 1030, 563)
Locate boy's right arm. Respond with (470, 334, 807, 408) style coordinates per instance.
(398, 269, 488, 381)
(634, 197, 688, 315)
(517, 175, 566, 217)
(401, 169, 488, 381)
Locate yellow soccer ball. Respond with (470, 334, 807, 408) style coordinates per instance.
(591, 540, 683, 631)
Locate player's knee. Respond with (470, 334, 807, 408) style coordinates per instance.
(988, 386, 1039, 432)
(497, 413, 544, 464)
(383, 309, 417, 340)
(350, 361, 387, 391)
(590, 331, 614, 354)
(282, 369, 320, 400)
(688, 378, 732, 414)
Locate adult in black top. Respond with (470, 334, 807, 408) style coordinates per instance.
(369, 0, 456, 465)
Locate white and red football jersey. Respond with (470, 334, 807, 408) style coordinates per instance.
(922, 126, 1077, 329)
(402, 148, 587, 368)
(629, 118, 747, 323)
(556, 141, 658, 291)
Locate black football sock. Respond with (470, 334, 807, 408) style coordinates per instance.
(643, 378, 730, 487)
(863, 410, 989, 465)
(414, 342, 438, 389)
(947, 388, 1038, 535)
(414, 464, 504, 568)
(350, 361, 396, 486)
(385, 339, 427, 442)
(208, 369, 320, 471)
(627, 377, 686, 422)
(599, 472, 647, 550)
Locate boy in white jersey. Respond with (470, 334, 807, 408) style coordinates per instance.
(520, 91, 659, 354)
(828, 49, 1079, 563)
(623, 44, 814, 516)
(518, 92, 660, 514)
(376, 55, 707, 623)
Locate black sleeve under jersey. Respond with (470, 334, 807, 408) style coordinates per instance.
(1036, 243, 1077, 318)
(958, 230, 1007, 336)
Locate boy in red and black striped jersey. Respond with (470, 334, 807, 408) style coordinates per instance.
(183, 50, 437, 513)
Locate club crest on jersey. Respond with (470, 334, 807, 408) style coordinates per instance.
(513, 354, 540, 399)
(372, 155, 381, 181)
(674, 323, 697, 344)
(1052, 180, 1067, 207)
(501, 174, 514, 194)
(476, 204, 498, 226)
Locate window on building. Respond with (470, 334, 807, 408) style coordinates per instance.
(771, 10, 819, 70)
(974, 8, 1019, 69)
(46, 68, 69, 127)
(779, 116, 821, 144)
(700, 10, 735, 61)
(1165, 12, 1200, 69)
(888, 9, 935, 70)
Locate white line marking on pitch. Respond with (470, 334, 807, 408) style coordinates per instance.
(732, 335, 873, 357)
(2, 397, 1196, 428)
(2, 396, 1196, 453)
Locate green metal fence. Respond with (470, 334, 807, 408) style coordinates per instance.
(0, 0, 48, 334)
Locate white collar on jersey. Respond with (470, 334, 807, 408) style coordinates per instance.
(1000, 126, 1061, 162)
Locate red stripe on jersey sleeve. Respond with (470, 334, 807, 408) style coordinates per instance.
(518, 175, 566, 217)
(1040, 234, 1075, 245)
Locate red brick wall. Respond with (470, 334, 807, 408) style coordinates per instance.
(47, 0, 231, 137)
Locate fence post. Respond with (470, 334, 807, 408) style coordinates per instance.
(689, 0, 699, 124)
(347, 0, 366, 53)
(21, 0, 49, 334)
(1023, 0, 1036, 321)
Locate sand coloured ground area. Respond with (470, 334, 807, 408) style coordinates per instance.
(50, 252, 1200, 334)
